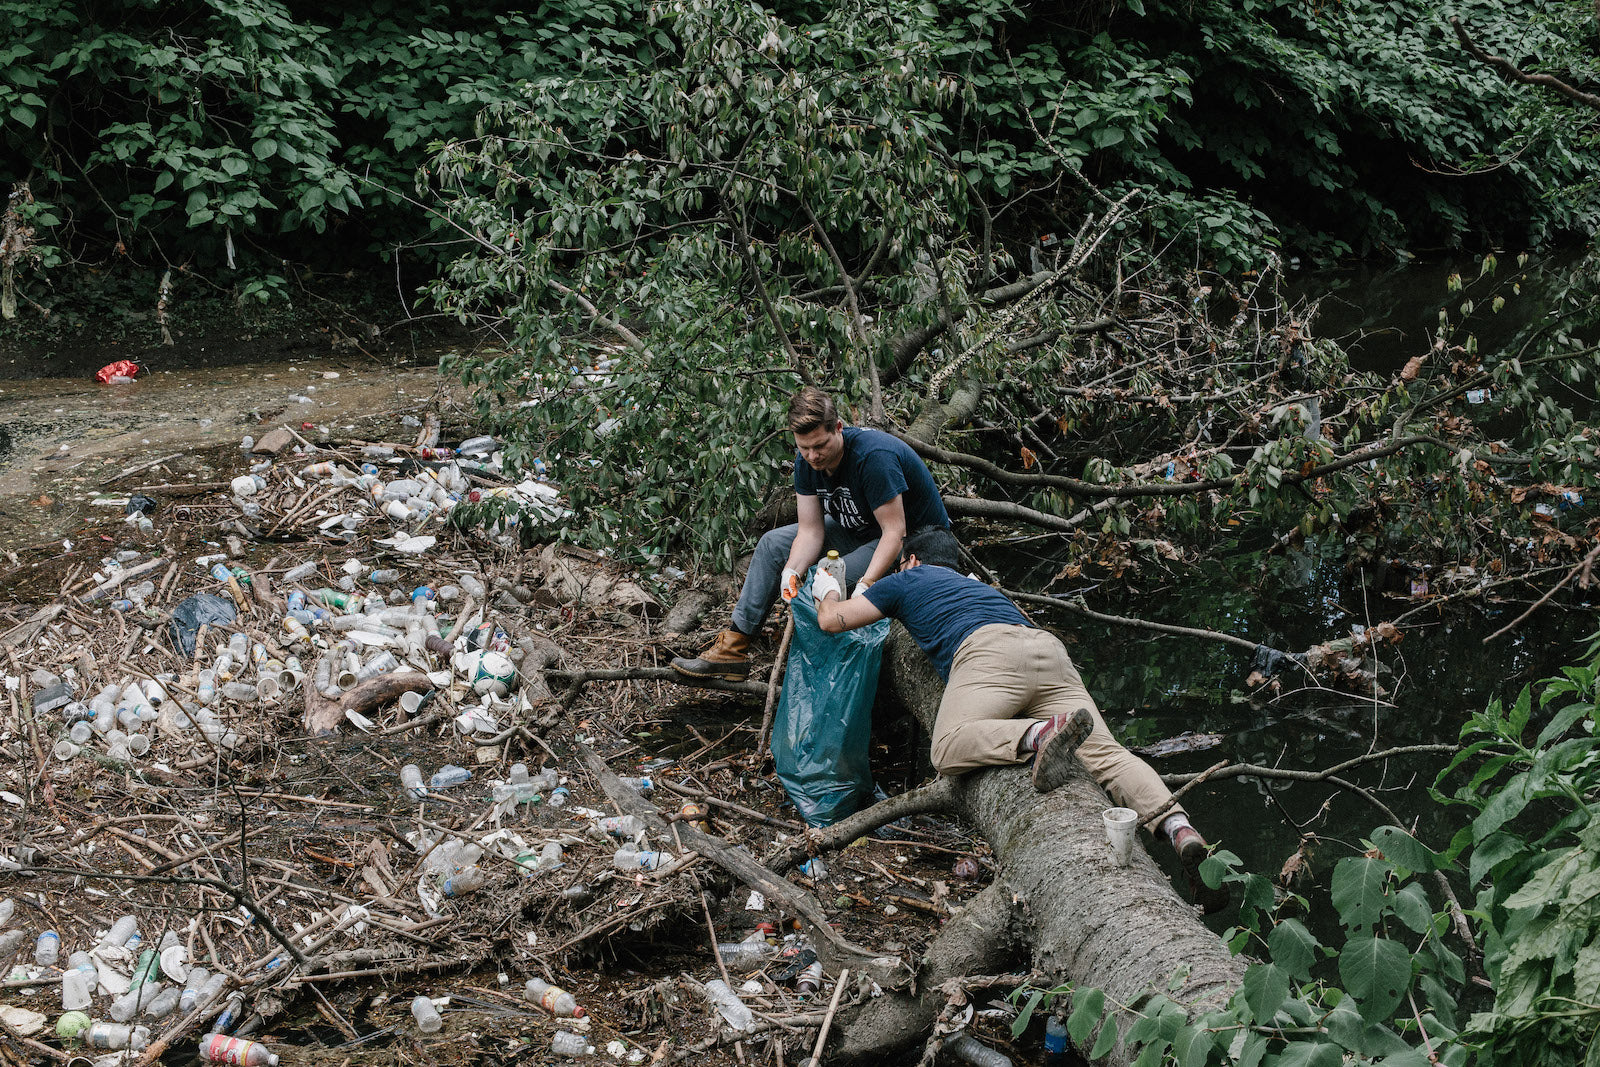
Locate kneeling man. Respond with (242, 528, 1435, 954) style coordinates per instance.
(814, 528, 1219, 905)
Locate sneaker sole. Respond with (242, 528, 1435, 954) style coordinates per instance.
(1030, 708, 1094, 793)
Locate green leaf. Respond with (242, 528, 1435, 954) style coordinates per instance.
(1271, 1041, 1344, 1067)
(1338, 935, 1410, 1022)
(1370, 826, 1439, 873)
(253, 137, 278, 160)
(1067, 988, 1104, 1045)
(1089, 1017, 1119, 1060)
(1390, 882, 1433, 934)
(1268, 919, 1318, 980)
(1010, 990, 1043, 1038)
(1332, 856, 1391, 932)
(1239, 962, 1288, 1024)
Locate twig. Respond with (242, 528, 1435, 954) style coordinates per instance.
(801, 967, 850, 1067)
(1482, 542, 1600, 643)
(755, 615, 796, 764)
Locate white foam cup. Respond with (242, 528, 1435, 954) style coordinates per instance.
(1102, 807, 1138, 866)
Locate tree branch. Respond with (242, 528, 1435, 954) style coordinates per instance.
(1451, 16, 1600, 111)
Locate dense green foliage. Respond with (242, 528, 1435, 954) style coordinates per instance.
(1009, 634, 1600, 1065)
(2, 0, 1596, 304)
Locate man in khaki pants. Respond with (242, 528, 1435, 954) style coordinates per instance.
(815, 527, 1222, 909)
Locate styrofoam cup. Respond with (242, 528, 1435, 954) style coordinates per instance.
(1102, 806, 1138, 866)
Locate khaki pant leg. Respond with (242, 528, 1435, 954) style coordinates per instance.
(1022, 635, 1183, 827)
(928, 625, 1039, 773)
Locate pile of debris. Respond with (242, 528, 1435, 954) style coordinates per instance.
(0, 420, 996, 1067)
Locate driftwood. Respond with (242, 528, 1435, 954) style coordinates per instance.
(829, 625, 1246, 1066)
(582, 745, 911, 989)
(302, 669, 434, 735)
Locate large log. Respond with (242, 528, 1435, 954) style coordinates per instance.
(833, 625, 1245, 1066)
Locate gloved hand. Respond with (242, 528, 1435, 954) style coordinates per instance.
(812, 569, 842, 602)
(851, 578, 873, 599)
(779, 568, 801, 602)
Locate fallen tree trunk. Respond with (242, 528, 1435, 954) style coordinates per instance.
(832, 625, 1246, 1066)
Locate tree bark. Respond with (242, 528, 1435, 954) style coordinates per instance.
(832, 626, 1245, 1066)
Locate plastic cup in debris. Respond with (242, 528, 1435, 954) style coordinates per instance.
(401, 764, 428, 799)
(53, 739, 81, 761)
(1102, 806, 1137, 866)
(399, 690, 426, 716)
(61, 968, 93, 1011)
(411, 995, 443, 1034)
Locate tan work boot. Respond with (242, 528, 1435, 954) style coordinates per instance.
(670, 629, 752, 682)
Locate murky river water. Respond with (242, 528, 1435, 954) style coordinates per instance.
(0, 353, 460, 555)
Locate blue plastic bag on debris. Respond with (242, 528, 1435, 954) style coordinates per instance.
(771, 579, 890, 827)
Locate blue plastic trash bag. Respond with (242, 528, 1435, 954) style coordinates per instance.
(168, 592, 237, 659)
(771, 580, 890, 827)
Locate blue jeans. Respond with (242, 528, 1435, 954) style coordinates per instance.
(731, 520, 878, 636)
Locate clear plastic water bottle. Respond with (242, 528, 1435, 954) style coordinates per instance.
(617, 776, 654, 794)
(181, 966, 212, 1012)
(0, 897, 13, 925)
(597, 814, 643, 840)
(0, 929, 25, 956)
(526, 976, 586, 1017)
(110, 981, 164, 1022)
(145, 984, 181, 1019)
(101, 914, 139, 948)
(703, 979, 755, 1032)
(370, 569, 399, 584)
(551, 1031, 594, 1057)
(34, 930, 59, 966)
(613, 847, 672, 871)
(411, 995, 443, 1033)
(547, 786, 570, 808)
(819, 549, 847, 596)
(429, 765, 471, 791)
(85, 1022, 150, 1051)
(716, 941, 778, 970)
(438, 866, 486, 898)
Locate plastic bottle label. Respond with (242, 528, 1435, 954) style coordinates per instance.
(202, 1034, 265, 1065)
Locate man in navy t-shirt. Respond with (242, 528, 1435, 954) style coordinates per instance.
(671, 386, 950, 682)
(814, 527, 1222, 909)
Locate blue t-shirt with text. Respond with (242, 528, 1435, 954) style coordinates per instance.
(793, 427, 949, 539)
(862, 565, 1030, 680)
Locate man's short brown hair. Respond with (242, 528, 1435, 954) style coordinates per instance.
(787, 387, 840, 435)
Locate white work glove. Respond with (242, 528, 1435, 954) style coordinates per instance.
(779, 568, 801, 603)
(811, 569, 842, 602)
(851, 578, 873, 599)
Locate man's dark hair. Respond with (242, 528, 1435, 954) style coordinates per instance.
(901, 527, 959, 569)
(787, 387, 840, 435)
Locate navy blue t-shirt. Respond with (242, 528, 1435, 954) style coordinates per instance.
(794, 427, 949, 539)
(863, 566, 1030, 680)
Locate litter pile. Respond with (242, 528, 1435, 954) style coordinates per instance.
(0, 418, 998, 1067)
